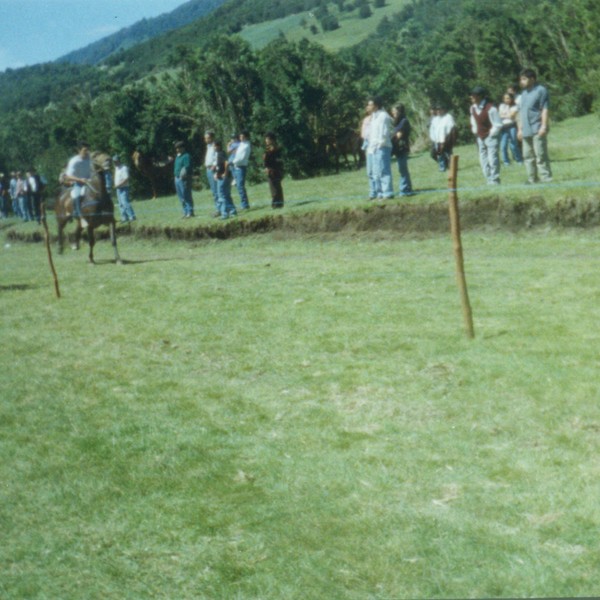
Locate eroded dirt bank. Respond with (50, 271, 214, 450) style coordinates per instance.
(6, 195, 600, 244)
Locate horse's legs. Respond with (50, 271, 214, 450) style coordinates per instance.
(109, 220, 122, 264)
(88, 226, 95, 264)
(57, 219, 65, 254)
(73, 220, 82, 251)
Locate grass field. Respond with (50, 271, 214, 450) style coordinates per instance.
(238, 0, 410, 51)
(2, 227, 600, 598)
(2, 113, 600, 598)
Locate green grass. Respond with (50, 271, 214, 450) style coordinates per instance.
(239, 0, 410, 51)
(2, 227, 600, 598)
(2, 112, 600, 598)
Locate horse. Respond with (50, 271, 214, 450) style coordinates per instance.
(317, 129, 364, 173)
(131, 150, 173, 199)
(55, 152, 122, 264)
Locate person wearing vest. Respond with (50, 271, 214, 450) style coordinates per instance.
(469, 86, 502, 185)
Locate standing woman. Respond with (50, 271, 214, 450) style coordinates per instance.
(498, 93, 523, 166)
(263, 132, 284, 209)
(391, 104, 413, 196)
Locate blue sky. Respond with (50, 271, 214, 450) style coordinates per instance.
(0, 0, 188, 71)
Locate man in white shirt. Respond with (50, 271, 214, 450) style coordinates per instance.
(232, 130, 251, 210)
(469, 86, 503, 185)
(204, 131, 219, 217)
(366, 96, 394, 199)
(65, 141, 92, 217)
(429, 105, 457, 172)
(113, 155, 136, 223)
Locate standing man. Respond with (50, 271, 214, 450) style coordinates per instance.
(26, 168, 42, 224)
(469, 86, 502, 185)
(429, 104, 457, 172)
(113, 155, 136, 223)
(203, 130, 219, 217)
(9, 172, 18, 217)
(232, 130, 251, 210)
(65, 141, 92, 218)
(0, 173, 8, 218)
(366, 95, 394, 200)
(174, 141, 194, 219)
(360, 107, 376, 200)
(517, 68, 552, 184)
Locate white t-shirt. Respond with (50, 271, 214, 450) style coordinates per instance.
(114, 164, 129, 188)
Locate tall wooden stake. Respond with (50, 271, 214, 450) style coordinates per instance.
(41, 202, 61, 299)
(448, 155, 474, 338)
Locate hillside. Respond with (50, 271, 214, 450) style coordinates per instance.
(0, 0, 598, 191)
(56, 0, 227, 66)
(238, 0, 410, 51)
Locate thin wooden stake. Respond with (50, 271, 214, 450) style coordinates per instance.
(41, 202, 61, 299)
(448, 155, 474, 338)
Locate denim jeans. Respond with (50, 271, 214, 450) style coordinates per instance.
(18, 195, 30, 221)
(117, 187, 136, 221)
(216, 176, 236, 217)
(175, 177, 194, 216)
(71, 183, 85, 217)
(371, 146, 394, 198)
(232, 166, 249, 209)
(395, 153, 413, 196)
(476, 135, 500, 184)
(500, 125, 522, 165)
(206, 168, 219, 212)
(366, 152, 377, 199)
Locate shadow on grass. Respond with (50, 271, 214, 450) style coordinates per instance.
(90, 257, 183, 266)
(0, 283, 40, 291)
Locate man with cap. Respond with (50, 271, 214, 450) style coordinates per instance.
(113, 154, 136, 223)
(469, 86, 503, 185)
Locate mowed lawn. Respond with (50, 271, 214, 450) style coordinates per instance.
(1, 229, 600, 599)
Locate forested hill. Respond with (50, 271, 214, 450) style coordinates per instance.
(56, 0, 227, 66)
(0, 0, 598, 196)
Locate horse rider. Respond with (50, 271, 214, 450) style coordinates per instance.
(65, 141, 92, 218)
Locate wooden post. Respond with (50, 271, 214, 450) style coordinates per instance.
(41, 202, 61, 299)
(448, 155, 474, 338)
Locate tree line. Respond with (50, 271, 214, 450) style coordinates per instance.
(0, 0, 598, 199)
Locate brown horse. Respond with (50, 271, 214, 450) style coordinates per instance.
(131, 150, 173, 199)
(56, 152, 122, 264)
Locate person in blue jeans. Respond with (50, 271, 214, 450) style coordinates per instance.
(231, 130, 251, 210)
(113, 155, 136, 222)
(173, 141, 194, 218)
(213, 140, 237, 219)
(366, 96, 394, 199)
(498, 93, 523, 166)
(391, 104, 414, 197)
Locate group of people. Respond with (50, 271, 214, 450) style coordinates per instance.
(1, 69, 552, 224)
(0, 169, 46, 223)
(361, 68, 552, 200)
(173, 130, 285, 220)
(468, 68, 552, 186)
(61, 141, 136, 223)
(361, 96, 415, 200)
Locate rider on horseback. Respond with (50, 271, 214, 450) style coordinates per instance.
(65, 141, 92, 218)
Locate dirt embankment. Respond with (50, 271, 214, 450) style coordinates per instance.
(6, 195, 600, 244)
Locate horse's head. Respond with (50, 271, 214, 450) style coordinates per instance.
(91, 151, 111, 173)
